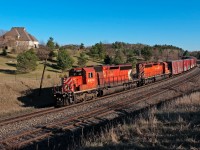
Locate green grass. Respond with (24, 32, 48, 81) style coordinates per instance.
(0, 50, 103, 79)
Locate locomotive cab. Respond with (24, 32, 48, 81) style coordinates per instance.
(79, 67, 98, 90)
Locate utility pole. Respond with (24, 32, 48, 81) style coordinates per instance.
(39, 59, 47, 96)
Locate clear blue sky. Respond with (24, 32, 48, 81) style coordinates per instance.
(1, 0, 200, 51)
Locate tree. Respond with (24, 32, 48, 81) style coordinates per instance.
(16, 49, 38, 73)
(183, 50, 189, 57)
(46, 37, 55, 49)
(141, 46, 152, 61)
(127, 56, 137, 68)
(104, 55, 113, 64)
(89, 42, 106, 60)
(55, 43, 60, 49)
(77, 52, 88, 67)
(112, 41, 126, 49)
(36, 48, 50, 60)
(49, 50, 57, 60)
(80, 43, 85, 49)
(57, 50, 74, 71)
(113, 50, 125, 65)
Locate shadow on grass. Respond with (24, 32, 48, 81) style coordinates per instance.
(0, 53, 16, 59)
(17, 87, 55, 108)
(46, 63, 60, 70)
(0, 69, 16, 74)
(6, 62, 17, 67)
(46, 69, 61, 73)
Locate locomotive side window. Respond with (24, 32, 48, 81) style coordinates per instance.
(88, 72, 93, 78)
(145, 64, 152, 68)
(69, 69, 82, 76)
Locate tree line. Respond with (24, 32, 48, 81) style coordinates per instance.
(2, 37, 190, 74)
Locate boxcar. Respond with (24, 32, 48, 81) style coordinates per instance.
(183, 59, 191, 71)
(190, 58, 197, 68)
(167, 60, 183, 75)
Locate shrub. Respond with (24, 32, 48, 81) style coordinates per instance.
(47, 74, 51, 79)
(77, 52, 88, 67)
(57, 50, 74, 71)
(2, 49, 7, 56)
(16, 49, 38, 73)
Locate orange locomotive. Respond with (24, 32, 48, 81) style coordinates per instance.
(53, 57, 197, 107)
(136, 62, 170, 86)
(54, 64, 135, 106)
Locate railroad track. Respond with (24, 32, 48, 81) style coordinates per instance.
(0, 67, 200, 149)
(0, 67, 197, 127)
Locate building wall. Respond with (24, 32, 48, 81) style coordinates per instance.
(28, 41, 39, 49)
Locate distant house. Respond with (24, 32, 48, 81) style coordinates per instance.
(0, 27, 39, 52)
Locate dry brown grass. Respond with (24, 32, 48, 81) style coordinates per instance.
(0, 77, 60, 117)
(82, 92, 200, 149)
(0, 52, 102, 118)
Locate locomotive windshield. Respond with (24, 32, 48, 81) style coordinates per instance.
(69, 69, 82, 76)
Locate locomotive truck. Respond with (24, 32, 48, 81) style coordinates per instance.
(53, 57, 196, 107)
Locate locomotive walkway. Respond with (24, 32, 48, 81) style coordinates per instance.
(0, 67, 200, 149)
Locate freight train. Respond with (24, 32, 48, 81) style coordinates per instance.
(53, 57, 197, 107)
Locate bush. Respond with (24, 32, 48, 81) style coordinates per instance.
(77, 52, 88, 67)
(16, 49, 38, 73)
(57, 50, 74, 71)
(47, 74, 51, 79)
(2, 49, 7, 56)
(49, 50, 58, 60)
(104, 55, 113, 64)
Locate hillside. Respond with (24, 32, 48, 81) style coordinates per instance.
(0, 43, 196, 117)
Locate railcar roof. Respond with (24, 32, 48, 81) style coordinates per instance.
(83, 67, 95, 72)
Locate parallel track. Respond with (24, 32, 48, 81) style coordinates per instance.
(0, 68, 197, 127)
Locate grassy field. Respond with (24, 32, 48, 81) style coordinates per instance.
(0, 50, 102, 79)
(0, 50, 102, 117)
(82, 92, 200, 149)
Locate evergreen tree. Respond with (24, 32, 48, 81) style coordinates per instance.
(49, 50, 57, 60)
(57, 50, 74, 71)
(46, 37, 55, 49)
(89, 42, 106, 60)
(16, 49, 38, 73)
(77, 52, 88, 67)
(183, 50, 190, 57)
(127, 56, 137, 68)
(80, 43, 85, 49)
(112, 41, 126, 49)
(141, 46, 152, 61)
(113, 50, 125, 65)
(55, 43, 60, 49)
(104, 55, 112, 64)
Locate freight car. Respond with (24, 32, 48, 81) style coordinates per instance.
(53, 57, 197, 107)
